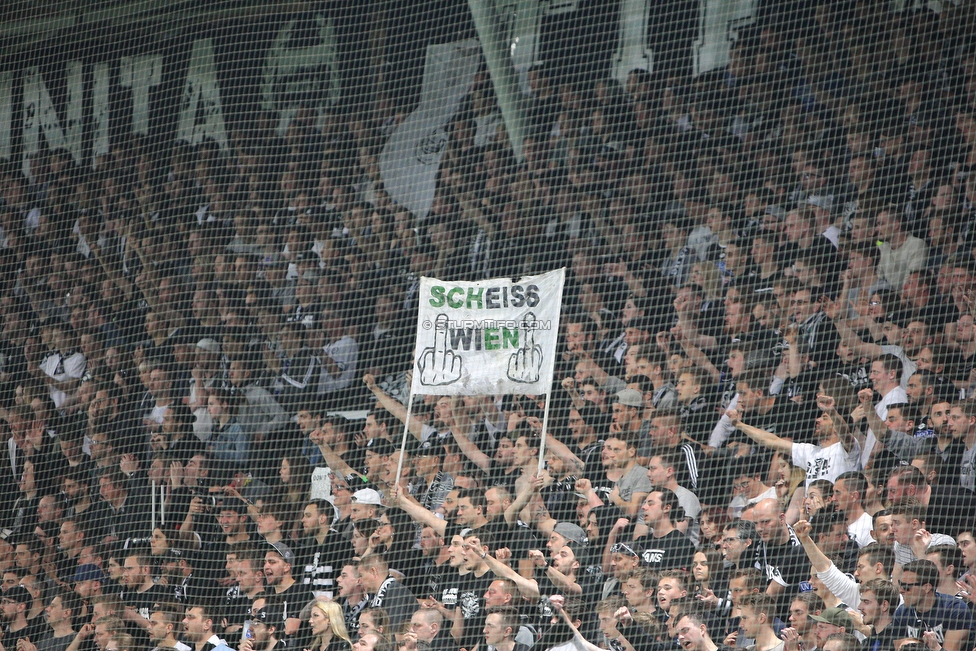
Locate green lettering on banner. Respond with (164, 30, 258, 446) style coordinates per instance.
(429, 286, 446, 307)
(502, 328, 519, 349)
(466, 288, 484, 309)
(484, 328, 500, 350)
(447, 287, 465, 309)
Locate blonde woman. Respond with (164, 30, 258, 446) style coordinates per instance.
(306, 600, 354, 651)
(768, 451, 806, 524)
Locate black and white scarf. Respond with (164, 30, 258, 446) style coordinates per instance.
(369, 576, 396, 609)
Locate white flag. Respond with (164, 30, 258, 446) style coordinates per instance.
(379, 39, 481, 220)
(411, 269, 565, 396)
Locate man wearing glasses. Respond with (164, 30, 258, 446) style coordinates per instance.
(0, 585, 33, 650)
(890, 560, 972, 651)
(728, 458, 778, 520)
(721, 520, 757, 571)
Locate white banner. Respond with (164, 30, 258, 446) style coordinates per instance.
(411, 269, 565, 396)
(379, 39, 481, 220)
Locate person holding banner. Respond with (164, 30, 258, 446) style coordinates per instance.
(450, 411, 522, 495)
(363, 374, 444, 450)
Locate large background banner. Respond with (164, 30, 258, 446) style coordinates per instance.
(378, 39, 481, 221)
(411, 269, 565, 396)
(0, 10, 368, 178)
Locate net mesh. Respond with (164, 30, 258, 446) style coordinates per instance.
(0, 1, 974, 651)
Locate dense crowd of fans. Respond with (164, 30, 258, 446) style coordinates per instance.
(4, 5, 976, 651)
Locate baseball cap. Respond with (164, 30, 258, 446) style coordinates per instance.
(609, 542, 639, 558)
(267, 541, 295, 565)
(810, 607, 855, 629)
(554, 522, 588, 545)
(365, 438, 397, 456)
(351, 488, 384, 506)
(196, 338, 221, 353)
(615, 388, 643, 408)
(251, 603, 284, 625)
(73, 564, 107, 583)
(2, 585, 31, 605)
(166, 548, 191, 562)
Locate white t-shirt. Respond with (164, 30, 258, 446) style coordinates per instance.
(792, 440, 861, 487)
(863, 383, 909, 469)
(848, 511, 876, 547)
(894, 533, 956, 565)
(879, 235, 927, 290)
(961, 444, 976, 491)
(39, 350, 87, 408)
(318, 336, 358, 393)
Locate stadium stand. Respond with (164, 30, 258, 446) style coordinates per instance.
(0, 2, 974, 651)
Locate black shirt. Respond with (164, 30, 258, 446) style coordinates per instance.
(925, 485, 976, 537)
(483, 519, 535, 564)
(579, 439, 607, 479)
(635, 530, 696, 571)
(72, 498, 114, 543)
(3, 624, 32, 651)
(368, 576, 418, 628)
(122, 584, 168, 621)
(679, 396, 715, 445)
(223, 584, 263, 630)
(421, 558, 453, 602)
(863, 624, 896, 651)
(265, 580, 315, 635)
(487, 459, 519, 495)
(437, 566, 463, 609)
(298, 531, 354, 601)
(456, 569, 494, 650)
(753, 536, 808, 618)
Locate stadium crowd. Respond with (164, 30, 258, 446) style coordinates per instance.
(4, 5, 976, 651)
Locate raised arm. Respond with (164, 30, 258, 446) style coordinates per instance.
(392, 485, 447, 536)
(560, 376, 586, 412)
(476, 542, 541, 601)
(545, 564, 582, 595)
(312, 436, 362, 483)
(825, 299, 883, 359)
(452, 428, 493, 471)
(505, 475, 538, 526)
(608, 485, 646, 518)
(574, 348, 613, 389)
(90, 241, 135, 300)
(816, 395, 855, 453)
(363, 374, 426, 440)
(675, 327, 721, 384)
(851, 388, 886, 453)
(786, 327, 803, 379)
(551, 596, 605, 651)
(128, 235, 162, 312)
(792, 519, 832, 574)
(540, 431, 585, 476)
(450, 395, 474, 434)
(601, 517, 629, 574)
(726, 409, 793, 454)
(942, 629, 969, 651)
